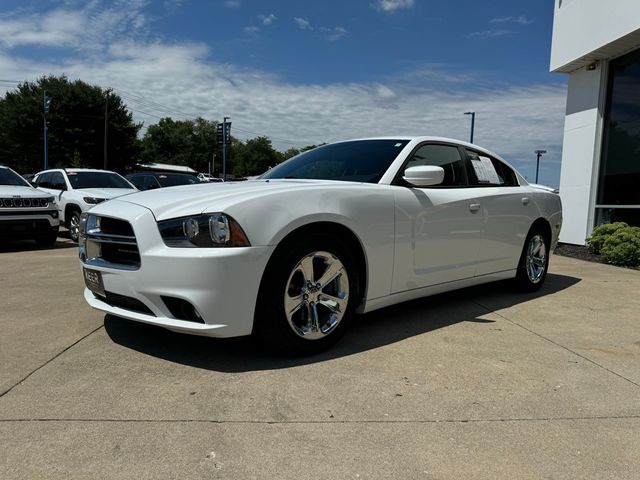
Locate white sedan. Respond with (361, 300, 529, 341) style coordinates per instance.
(79, 137, 562, 354)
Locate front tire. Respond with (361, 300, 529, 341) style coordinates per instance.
(515, 229, 550, 292)
(254, 234, 359, 355)
(67, 209, 81, 243)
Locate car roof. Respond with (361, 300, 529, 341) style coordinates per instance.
(36, 168, 119, 174)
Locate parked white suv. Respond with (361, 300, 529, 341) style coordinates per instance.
(33, 168, 136, 242)
(0, 166, 59, 246)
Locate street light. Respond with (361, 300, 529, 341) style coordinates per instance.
(534, 150, 547, 184)
(464, 111, 475, 144)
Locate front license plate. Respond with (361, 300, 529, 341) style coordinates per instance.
(83, 268, 105, 297)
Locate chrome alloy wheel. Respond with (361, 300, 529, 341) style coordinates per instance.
(69, 212, 80, 241)
(525, 234, 547, 284)
(284, 250, 349, 340)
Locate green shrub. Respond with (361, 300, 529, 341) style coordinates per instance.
(587, 222, 629, 254)
(600, 226, 640, 267)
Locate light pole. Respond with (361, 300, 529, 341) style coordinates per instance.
(103, 88, 112, 169)
(464, 111, 475, 144)
(222, 117, 230, 180)
(43, 90, 52, 170)
(534, 150, 547, 184)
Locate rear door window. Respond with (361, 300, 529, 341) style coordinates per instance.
(466, 150, 519, 187)
(49, 172, 67, 190)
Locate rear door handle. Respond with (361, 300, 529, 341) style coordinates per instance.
(469, 203, 481, 213)
(521, 197, 530, 205)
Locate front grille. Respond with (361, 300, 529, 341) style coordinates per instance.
(1, 197, 50, 208)
(0, 210, 57, 217)
(0, 219, 54, 236)
(83, 216, 140, 270)
(93, 291, 155, 316)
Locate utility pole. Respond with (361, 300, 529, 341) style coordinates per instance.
(103, 88, 112, 170)
(43, 90, 52, 170)
(534, 150, 547, 184)
(464, 111, 475, 144)
(222, 116, 230, 180)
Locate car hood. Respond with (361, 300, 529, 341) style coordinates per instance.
(0, 185, 51, 198)
(77, 188, 136, 199)
(118, 179, 361, 220)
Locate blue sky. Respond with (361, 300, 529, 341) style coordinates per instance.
(0, 0, 567, 186)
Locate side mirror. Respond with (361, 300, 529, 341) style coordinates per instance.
(403, 165, 445, 187)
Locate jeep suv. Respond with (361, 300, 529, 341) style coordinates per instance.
(0, 166, 59, 246)
(33, 168, 136, 242)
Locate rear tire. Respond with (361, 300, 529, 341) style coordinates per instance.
(515, 228, 550, 292)
(253, 233, 359, 355)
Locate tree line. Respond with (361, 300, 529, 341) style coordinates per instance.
(0, 76, 317, 177)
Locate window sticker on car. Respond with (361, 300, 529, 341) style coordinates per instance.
(395, 143, 403, 147)
(471, 156, 501, 184)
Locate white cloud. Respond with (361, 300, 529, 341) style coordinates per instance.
(258, 14, 276, 26)
(376, 85, 396, 98)
(491, 15, 535, 25)
(372, 0, 415, 13)
(294, 17, 312, 30)
(0, 1, 148, 51)
(225, 0, 241, 7)
(466, 29, 514, 39)
(320, 26, 347, 42)
(243, 26, 260, 35)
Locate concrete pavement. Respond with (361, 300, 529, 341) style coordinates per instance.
(1, 240, 639, 479)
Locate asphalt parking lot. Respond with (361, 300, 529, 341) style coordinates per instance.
(1, 237, 639, 479)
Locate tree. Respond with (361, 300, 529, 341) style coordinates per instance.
(140, 117, 219, 173)
(233, 136, 280, 177)
(0, 75, 141, 174)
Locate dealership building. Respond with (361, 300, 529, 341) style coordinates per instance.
(551, 0, 640, 244)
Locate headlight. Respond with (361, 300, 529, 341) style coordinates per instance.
(158, 213, 251, 248)
(83, 197, 106, 204)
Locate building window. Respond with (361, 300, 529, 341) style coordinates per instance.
(596, 48, 640, 226)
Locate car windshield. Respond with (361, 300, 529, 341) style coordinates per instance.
(157, 174, 199, 187)
(261, 139, 410, 183)
(67, 172, 133, 189)
(0, 168, 30, 187)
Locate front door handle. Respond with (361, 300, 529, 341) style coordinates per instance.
(469, 203, 481, 213)
(521, 197, 530, 205)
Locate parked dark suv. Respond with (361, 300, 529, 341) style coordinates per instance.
(126, 172, 200, 190)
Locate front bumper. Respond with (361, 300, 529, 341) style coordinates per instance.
(0, 211, 59, 238)
(80, 201, 275, 338)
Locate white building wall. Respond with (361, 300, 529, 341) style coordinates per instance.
(558, 65, 606, 244)
(551, 0, 640, 71)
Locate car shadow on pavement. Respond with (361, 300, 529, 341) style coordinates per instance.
(104, 272, 581, 372)
(0, 237, 76, 253)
